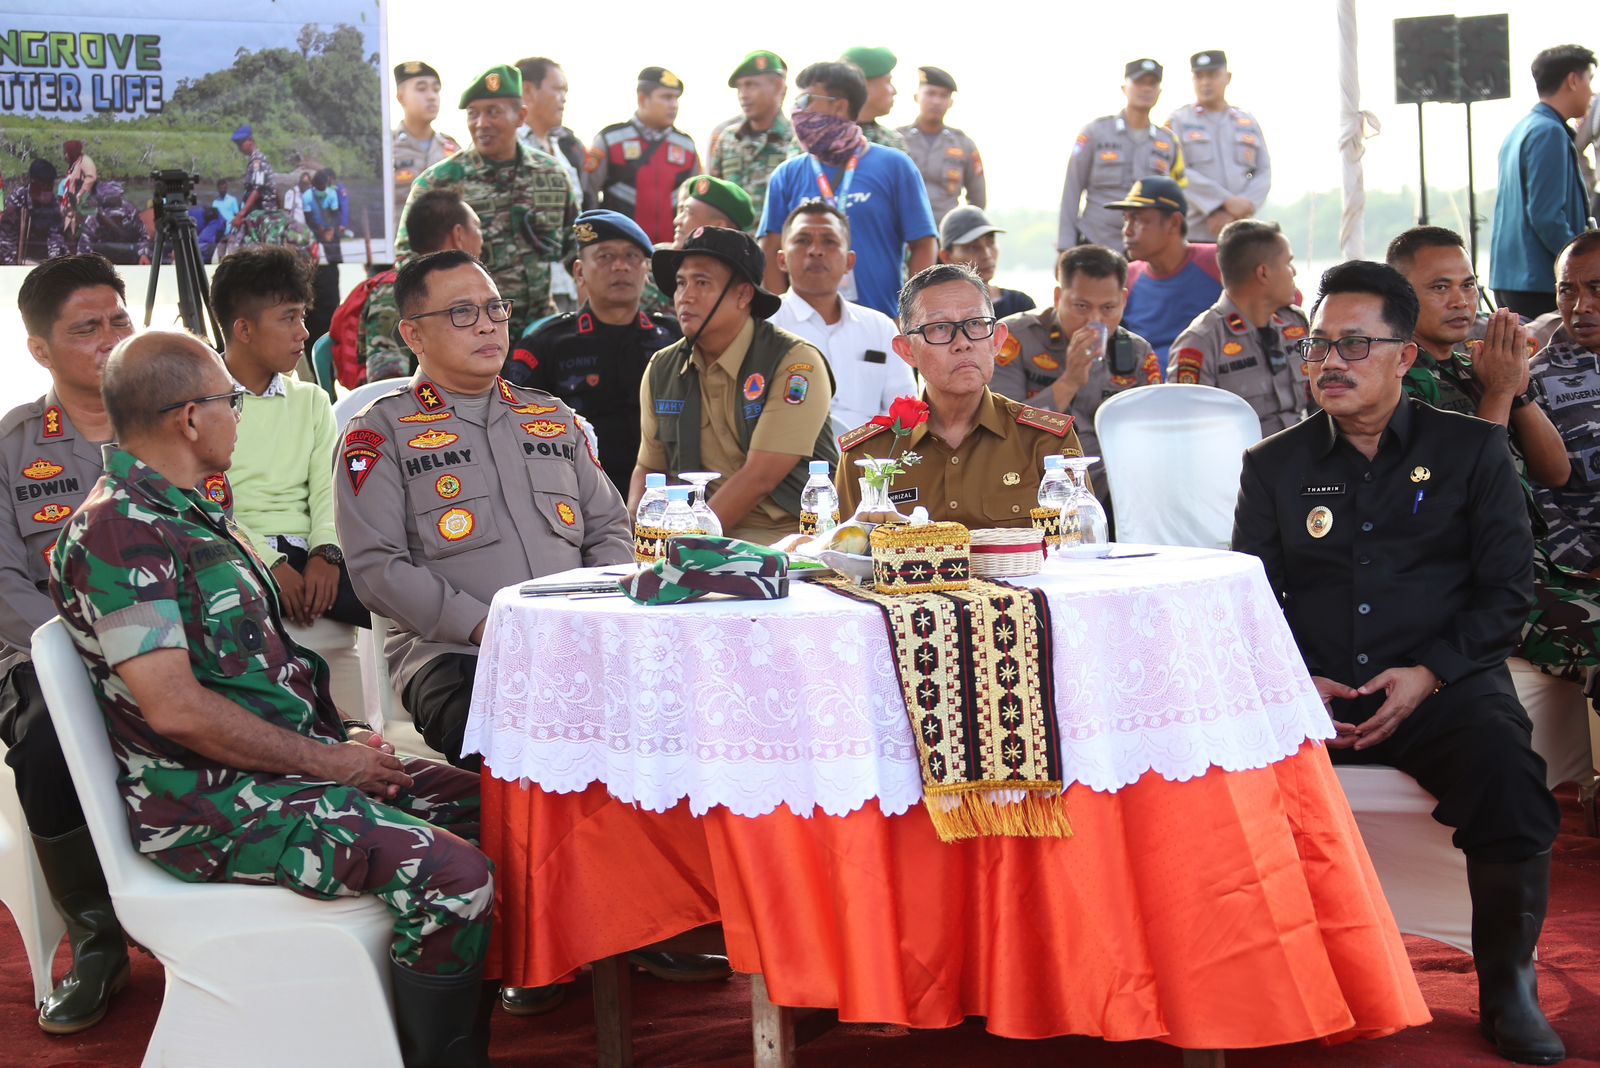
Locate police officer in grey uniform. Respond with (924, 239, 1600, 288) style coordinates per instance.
(1166, 50, 1272, 238)
(333, 250, 633, 770)
(392, 61, 464, 239)
(1058, 59, 1186, 253)
(897, 66, 986, 221)
(1169, 219, 1308, 435)
(2, 255, 133, 1035)
(992, 245, 1161, 509)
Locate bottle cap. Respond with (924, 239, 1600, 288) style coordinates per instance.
(645, 472, 667, 488)
(666, 485, 690, 501)
(1044, 454, 1066, 470)
(808, 460, 830, 476)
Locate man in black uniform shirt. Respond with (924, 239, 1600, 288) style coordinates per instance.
(1232, 261, 1564, 1065)
(506, 209, 680, 494)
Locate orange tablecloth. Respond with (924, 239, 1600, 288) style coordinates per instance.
(482, 739, 1429, 1048)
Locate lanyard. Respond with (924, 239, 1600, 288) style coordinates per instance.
(808, 146, 863, 212)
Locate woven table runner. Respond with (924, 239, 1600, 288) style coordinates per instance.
(821, 576, 1070, 842)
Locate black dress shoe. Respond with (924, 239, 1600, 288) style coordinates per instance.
(626, 951, 733, 982)
(500, 983, 568, 1016)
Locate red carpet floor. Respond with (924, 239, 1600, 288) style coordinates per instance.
(4, 790, 1597, 1067)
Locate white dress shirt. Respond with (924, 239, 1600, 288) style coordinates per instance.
(770, 289, 916, 440)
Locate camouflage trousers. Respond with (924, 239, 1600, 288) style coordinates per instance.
(145, 757, 491, 975)
(1519, 545, 1600, 695)
(230, 207, 313, 256)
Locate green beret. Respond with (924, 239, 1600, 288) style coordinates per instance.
(459, 64, 522, 108)
(841, 46, 897, 80)
(681, 175, 755, 231)
(728, 50, 787, 86)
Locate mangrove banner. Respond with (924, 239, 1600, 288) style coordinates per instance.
(0, 0, 390, 266)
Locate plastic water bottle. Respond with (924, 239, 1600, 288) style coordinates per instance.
(661, 485, 701, 534)
(637, 472, 669, 527)
(799, 460, 841, 535)
(1037, 455, 1072, 509)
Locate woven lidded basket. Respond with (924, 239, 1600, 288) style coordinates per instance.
(969, 527, 1045, 577)
(870, 521, 971, 594)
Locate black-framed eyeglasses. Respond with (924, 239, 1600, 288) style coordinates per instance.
(792, 91, 840, 111)
(157, 389, 246, 415)
(405, 298, 514, 329)
(1293, 335, 1407, 363)
(905, 317, 998, 345)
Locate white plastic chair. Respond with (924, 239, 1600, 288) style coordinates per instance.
(0, 745, 68, 1006)
(1093, 383, 1263, 548)
(1333, 765, 1472, 954)
(357, 614, 446, 761)
(1510, 657, 1598, 789)
(333, 379, 405, 428)
(30, 618, 402, 1068)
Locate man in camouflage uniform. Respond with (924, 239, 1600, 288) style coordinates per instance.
(0, 159, 69, 265)
(3, 255, 134, 1034)
(398, 64, 576, 340)
(53, 330, 495, 1065)
(841, 47, 907, 150)
(839, 264, 1084, 528)
(897, 66, 986, 222)
(1166, 51, 1273, 238)
(1058, 59, 1186, 253)
(1168, 219, 1309, 435)
(992, 245, 1158, 512)
(1521, 232, 1600, 682)
(76, 181, 151, 265)
(707, 50, 797, 228)
(392, 60, 464, 240)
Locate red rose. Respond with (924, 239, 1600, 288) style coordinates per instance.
(886, 396, 930, 434)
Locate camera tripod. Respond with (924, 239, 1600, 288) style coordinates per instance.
(143, 169, 224, 352)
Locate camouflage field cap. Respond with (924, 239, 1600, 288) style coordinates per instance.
(620, 535, 791, 605)
(460, 65, 522, 108)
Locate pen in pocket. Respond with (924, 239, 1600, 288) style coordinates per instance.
(1412, 489, 1424, 515)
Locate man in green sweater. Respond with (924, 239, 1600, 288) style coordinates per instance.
(211, 247, 369, 628)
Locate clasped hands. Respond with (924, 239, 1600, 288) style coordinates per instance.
(1311, 665, 1440, 750)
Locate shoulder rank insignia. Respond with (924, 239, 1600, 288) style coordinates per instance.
(1015, 407, 1074, 436)
(496, 378, 516, 404)
(42, 406, 63, 438)
(415, 380, 447, 412)
(839, 421, 891, 452)
(1224, 312, 1249, 335)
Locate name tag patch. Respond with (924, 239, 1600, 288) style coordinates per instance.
(888, 487, 918, 504)
(1300, 483, 1346, 496)
(655, 399, 685, 415)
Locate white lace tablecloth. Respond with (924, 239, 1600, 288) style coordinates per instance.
(463, 545, 1331, 818)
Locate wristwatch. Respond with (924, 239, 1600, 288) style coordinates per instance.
(1510, 388, 1534, 411)
(310, 544, 344, 566)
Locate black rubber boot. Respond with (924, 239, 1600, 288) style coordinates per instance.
(31, 827, 131, 1035)
(389, 958, 492, 1068)
(1467, 850, 1567, 1065)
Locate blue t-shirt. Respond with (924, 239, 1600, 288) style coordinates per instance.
(1121, 244, 1223, 369)
(759, 146, 937, 319)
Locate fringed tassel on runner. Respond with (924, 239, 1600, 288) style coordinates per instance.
(927, 783, 1073, 843)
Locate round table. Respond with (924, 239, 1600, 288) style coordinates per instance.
(465, 546, 1429, 1048)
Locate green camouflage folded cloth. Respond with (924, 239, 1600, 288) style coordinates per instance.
(620, 536, 790, 605)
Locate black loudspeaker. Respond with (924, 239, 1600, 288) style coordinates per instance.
(1457, 14, 1511, 101)
(1395, 15, 1460, 104)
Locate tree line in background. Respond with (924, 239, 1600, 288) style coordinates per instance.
(0, 23, 381, 187)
